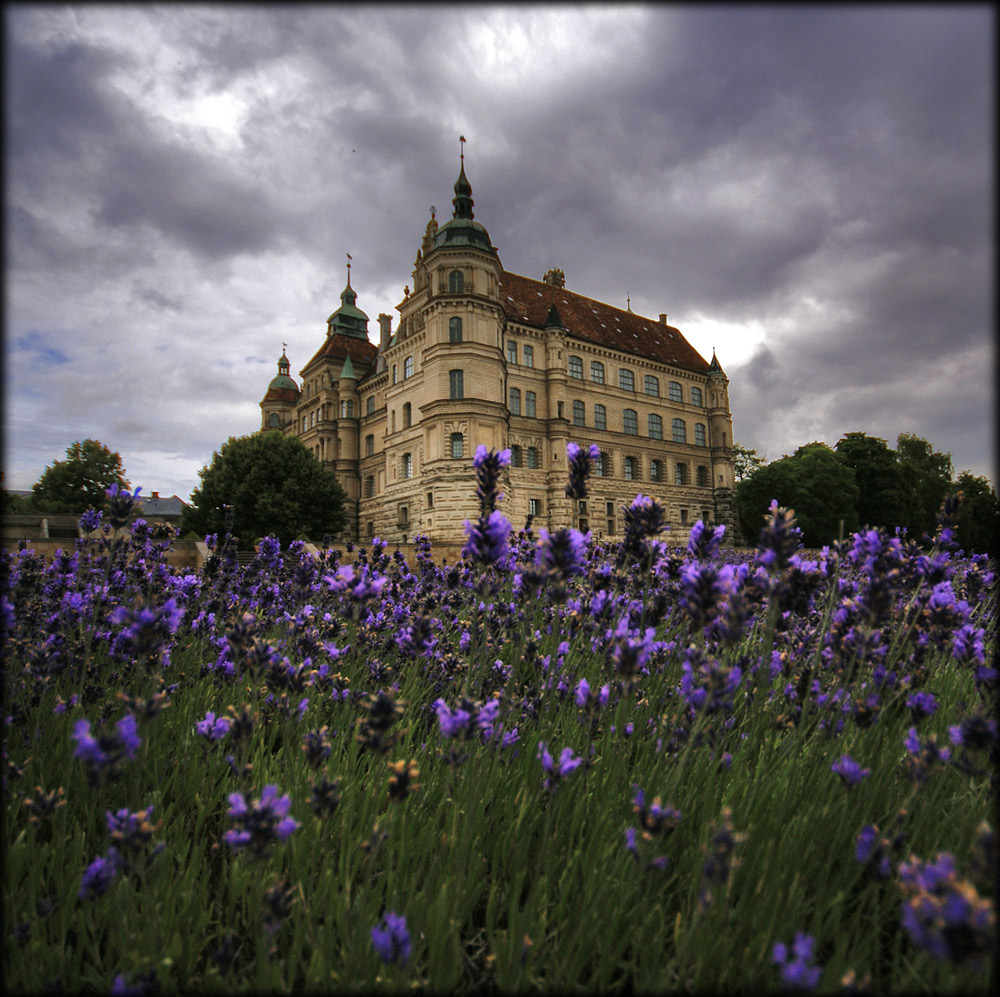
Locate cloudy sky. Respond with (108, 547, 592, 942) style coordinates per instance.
(4, 4, 994, 501)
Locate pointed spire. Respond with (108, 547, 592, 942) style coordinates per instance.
(544, 303, 565, 329)
(340, 352, 356, 381)
(452, 135, 474, 220)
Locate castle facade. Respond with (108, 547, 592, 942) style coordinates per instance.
(260, 160, 737, 549)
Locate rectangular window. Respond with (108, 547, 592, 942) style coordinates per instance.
(510, 445, 523, 468)
(527, 447, 539, 469)
(675, 463, 687, 485)
(402, 453, 413, 479)
(572, 400, 585, 427)
(696, 465, 709, 487)
(650, 459, 661, 482)
(644, 375, 660, 397)
(624, 456, 637, 480)
(619, 369, 635, 392)
(509, 388, 521, 415)
(525, 390, 536, 418)
(623, 409, 638, 435)
(648, 413, 663, 440)
(669, 382, 683, 403)
(427, 492, 434, 508)
(591, 361, 605, 383)
(680, 508, 688, 524)
(672, 418, 687, 444)
(529, 498, 541, 517)
(594, 404, 607, 430)
(507, 340, 518, 364)
(366, 395, 375, 415)
(392, 364, 397, 384)
(449, 369, 464, 399)
(399, 505, 409, 524)
(691, 386, 703, 407)
(365, 434, 375, 456)
(404, 356, 413, 379)
(523, 345, 534, 368)
(449, 317, 463, 342)
(569, 356, 583, 379)
(694, 423, 707, 447)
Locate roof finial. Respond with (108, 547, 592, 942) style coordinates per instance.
(430, 205, 436, 220)
(626, 292, 631, 312)
(459, 134, 466, 166)
(346, 252, 352, 287)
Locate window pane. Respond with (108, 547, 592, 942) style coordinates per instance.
(694, 423, 707, 447)
(591, 361, 605, 383)
(450, 370, 464, 399)
(672, 418, 686, 444)
(644, 375, 659, 397)
(648, 413, 663, 439)
(526, 391, 536, 417)
(510, 445, 522, 467)
(691, 386, 703, 407)
(524, 345, 534, 368)
(669, 382, 683, 402)
(619, 369, 634, 391)
(451, 433, 464, 459)
(507, 340, 518, 364)
(594, 404, 607, 430)
(569, 356, 583, 379)
(527, 447, 539, 469)
(650, 460, 661, 482)
(623, 409, 638, 435)
(509, 388, 521, 415)
(449, 270, 464, 293)
(572, 400, 585, 427)
(404, 357, 413, 379)
(449, 317, 463, 342)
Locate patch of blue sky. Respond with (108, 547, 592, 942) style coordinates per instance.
(13, 332, 71, 366)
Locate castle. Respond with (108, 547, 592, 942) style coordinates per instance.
(260, 155, 737, 550)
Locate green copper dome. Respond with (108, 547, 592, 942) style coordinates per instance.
(268, 351, 298, 391)
(433, 163, 497, 255)
(327, 279, 370, 339)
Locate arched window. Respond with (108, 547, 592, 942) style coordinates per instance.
(590, 361, 605, 383)
(623, 409, 638, 435)
(644, 375, 660, 397)
(449, 317, 463, 343)
(509, 388, 521, 415)
(404, 356, 413, 379)
(268, 413, 280, 427)
(403, 402, 411, 428)
(691, 386, 703, 407)
(694, 423, 707, 447)
(619, 368, 635, 392)
(568, 356, 583, 379)
(668, 381, 683, 403)
(648, 413, 663, 440)
(402, 453, 413, 479)
(672, 418, 687, 444)
(448, 270, 464, 293)
(450, 432, 464, 459)
(572, 400, 585, 426)
(594, 404, 607, 430)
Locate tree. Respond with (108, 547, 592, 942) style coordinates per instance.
(31, 439, 129, 514)
(182, 431, 347, 549)
(732, 442, 766, 482)
(951, 472, 1000, 557)
(735, 442, 859, 548)
(895, 433, 953, 540)
(834, 432, 909, 530)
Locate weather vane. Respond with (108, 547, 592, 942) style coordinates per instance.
(346, 252, 352, 285)
(459, 135, 466, 164)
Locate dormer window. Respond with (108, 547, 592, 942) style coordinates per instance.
(448, 270, 464, 293)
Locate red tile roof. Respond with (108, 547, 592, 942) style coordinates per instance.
(302, 333, 378, 375)
(498, 271, 710, 374)
(261, 385, 301, 404)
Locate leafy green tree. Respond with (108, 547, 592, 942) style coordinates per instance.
(834, 432, 909, 530)
(951, 472, 1000, 557)
(895, 433, 953, 540)
(182, 431, 347, 549)
(735, 442, 859, 548)
(31, 439, 129, 514)
(732, 442, 766, 482)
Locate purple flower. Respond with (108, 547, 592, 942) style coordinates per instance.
(224, 785, 298, 858)
(831, 755, 870, 787)
(105, 483, 142, 528)
(687, 519, 726, 559)
(434, 699, 472, 738)
(79, 848, 120, 899)
(565, 442, 600, 501)
(463, 509, 513, 567)
(855, 825, 892, 879)
(906, 691, 938, 720)
(72, 715, 140, 784)
(772, 932, 822, 989)
(472, 445, 511, 515)
(371, 911, 411, 966)
(195, 711, 232, 741)
(535, 527, 588, 577)
(537, 741, 583, 789)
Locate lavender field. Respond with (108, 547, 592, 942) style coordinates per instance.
(3, 447, 996, 993)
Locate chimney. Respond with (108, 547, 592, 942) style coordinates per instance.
(378, 313, 393, 351)
(659, 313, 667, 325)
(151, 491, 159, 499)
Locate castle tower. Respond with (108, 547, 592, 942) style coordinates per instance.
(260, 350, 300, 430)
(706, 350, 738, 538)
